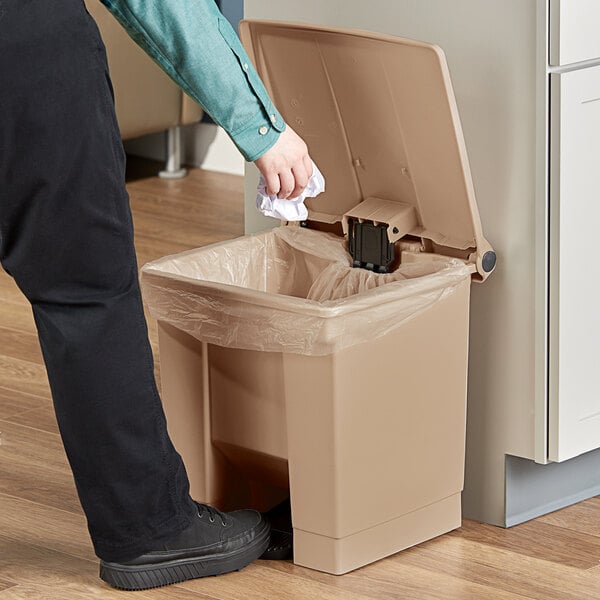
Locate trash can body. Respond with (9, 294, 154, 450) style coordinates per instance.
(144, 228, 474, 574)
(141, 21, 495, 574)
(282, 278, 471, 573)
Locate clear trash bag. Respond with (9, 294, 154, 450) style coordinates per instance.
(141, 226, 472, 356)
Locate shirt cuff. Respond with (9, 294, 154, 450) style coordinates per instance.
(231, 115, 287, 163)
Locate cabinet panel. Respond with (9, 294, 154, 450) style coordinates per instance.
(550, 0, 600, 66)
(549, 66, 600, 461)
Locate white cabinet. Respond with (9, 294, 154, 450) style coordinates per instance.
(550, 66, 600, 461)
(550, 0, 600, 65)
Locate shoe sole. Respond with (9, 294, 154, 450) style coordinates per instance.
(99, 521, 270, 591)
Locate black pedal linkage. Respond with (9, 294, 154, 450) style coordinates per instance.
(347, 219, 395, 274)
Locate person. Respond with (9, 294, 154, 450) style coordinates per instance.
(0, 0, 313, 591)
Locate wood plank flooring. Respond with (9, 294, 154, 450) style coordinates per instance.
(0, 159, 598, 599)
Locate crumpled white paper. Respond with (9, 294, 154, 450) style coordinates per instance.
(256, 160, 325, 221)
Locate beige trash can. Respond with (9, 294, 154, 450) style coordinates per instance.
(141, 21, 495, 575)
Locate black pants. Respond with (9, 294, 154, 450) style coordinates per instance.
(0, 1, 197, 561)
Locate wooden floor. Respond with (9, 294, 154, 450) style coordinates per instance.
(0, 159, 599, 599)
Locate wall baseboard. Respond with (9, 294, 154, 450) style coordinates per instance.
(505, 449, 600, 527)
(184, 123, 244, 176)
(123, 123, 245, 176)
(124, 130, 166, 163)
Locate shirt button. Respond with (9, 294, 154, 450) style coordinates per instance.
(259, 125, 268, 135)
(243, 63, 249, 71)
(270, 114, 277, 123)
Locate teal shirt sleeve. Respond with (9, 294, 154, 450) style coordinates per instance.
(99, 0, 286, 162)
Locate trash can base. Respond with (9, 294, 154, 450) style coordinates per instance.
(293, 492, 461, 575)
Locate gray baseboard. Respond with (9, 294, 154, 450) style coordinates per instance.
(123, 124, 244, 176)
(505, 449, 600, 527)
(124, 131, 167, 163)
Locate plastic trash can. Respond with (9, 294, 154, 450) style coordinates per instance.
(141, 21, 496, 575)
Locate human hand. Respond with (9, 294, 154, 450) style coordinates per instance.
(254, 125, 313, 199)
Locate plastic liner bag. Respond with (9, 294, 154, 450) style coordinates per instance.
(140, 226, 472, 356)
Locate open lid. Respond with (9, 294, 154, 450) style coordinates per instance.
(240, 20, 495, 280)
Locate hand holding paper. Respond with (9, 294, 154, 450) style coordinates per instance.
(256, 161, 325, 221)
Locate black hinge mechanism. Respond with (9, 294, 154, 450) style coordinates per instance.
(347, 219, 395, 274)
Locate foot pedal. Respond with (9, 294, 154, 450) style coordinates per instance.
(260, 499, 293, 561)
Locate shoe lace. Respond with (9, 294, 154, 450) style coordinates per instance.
(195, 502, 227, 527)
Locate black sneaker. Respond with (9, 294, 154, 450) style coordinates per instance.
(99, 502, 270, 591)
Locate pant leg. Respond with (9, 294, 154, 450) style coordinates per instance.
(0, 0, 196, 561)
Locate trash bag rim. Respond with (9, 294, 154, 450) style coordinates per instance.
(141, 260, 471, 319)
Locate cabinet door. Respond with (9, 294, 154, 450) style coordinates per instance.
(549, 66, 600, 462)
(550, 0, 600, 66)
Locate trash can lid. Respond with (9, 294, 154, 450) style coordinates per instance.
(240, 21, 495, 280)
